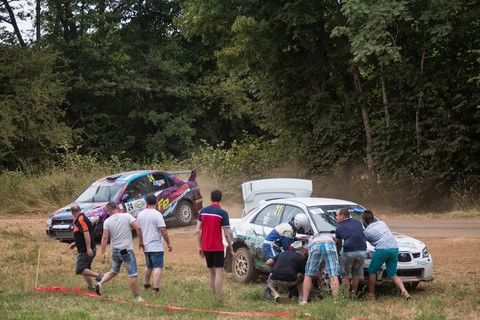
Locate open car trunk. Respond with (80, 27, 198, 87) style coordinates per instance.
(241, 178, 312, 216)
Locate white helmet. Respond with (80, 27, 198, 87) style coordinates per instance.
(292, 213, 310, 230)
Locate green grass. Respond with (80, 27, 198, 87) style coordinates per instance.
(0, 210, 479, 319)
(1, 259, 478, 320)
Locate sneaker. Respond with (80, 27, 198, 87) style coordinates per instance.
(299, 300, 307, 306)
(143, 284, 151, 289)
(272, 293, 280, 303)
(134, 296, 145, 304)
(95, 273, 104, 282)
(401, 290, 411, 300)
(87, 286, 96, 293)
(95, 282, 102, 296)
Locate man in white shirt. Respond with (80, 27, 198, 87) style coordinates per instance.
(136, 194, 172, 293)
(96, 202, 144, 303)
(300, 232, 340, 305)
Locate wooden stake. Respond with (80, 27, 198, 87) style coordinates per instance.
(34, 247, 41, 288)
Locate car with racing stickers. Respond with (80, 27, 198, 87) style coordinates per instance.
(46, 169, 202, 241)
(225, 178, 433, 289)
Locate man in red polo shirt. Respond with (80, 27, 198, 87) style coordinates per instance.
(196, 189, 234, 295)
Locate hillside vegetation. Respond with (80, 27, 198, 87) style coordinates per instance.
(1, 1, 479, 211)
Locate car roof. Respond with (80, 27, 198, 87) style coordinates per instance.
(270, 197, 360, 207)
(96, 170, 159, 184)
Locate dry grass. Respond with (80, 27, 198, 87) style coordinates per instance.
(0, 213, 479, 319)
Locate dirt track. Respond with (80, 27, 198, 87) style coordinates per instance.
(164, 216, 480, 238)
(382, 217, 480, 238)
(1, 212, 478, 320)
(1, 214, 479, 303)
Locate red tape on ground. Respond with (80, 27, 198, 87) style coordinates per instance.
(35, 286, 293, 318)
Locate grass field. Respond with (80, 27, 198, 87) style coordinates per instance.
(0, 214, 479, 320)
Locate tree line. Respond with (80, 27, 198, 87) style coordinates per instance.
(1, 0, 479, 210)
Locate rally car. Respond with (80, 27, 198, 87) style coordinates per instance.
(225, 178, 433, 289)
(46, 169, 202, 241)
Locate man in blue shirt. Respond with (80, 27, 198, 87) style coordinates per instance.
(335, 208, 367, 297)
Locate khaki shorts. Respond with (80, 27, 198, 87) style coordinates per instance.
(267, 273, 303, 289)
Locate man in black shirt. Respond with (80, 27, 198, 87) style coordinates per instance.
(69, 204, 103, 292)
(266, 247, 308, 302)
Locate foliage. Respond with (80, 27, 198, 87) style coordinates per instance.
(0, 0, 480, 210)
(178, 0, 480, 210)
(188, 135, 304, 195)
(0, 45, 71, 168)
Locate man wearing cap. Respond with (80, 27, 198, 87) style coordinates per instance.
(69, 204, 104, 291)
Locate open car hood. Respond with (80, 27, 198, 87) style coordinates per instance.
(395, 233, 426, 251)
(241, 178, 313, 216)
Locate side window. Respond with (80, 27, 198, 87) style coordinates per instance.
(151, 173, 170, 192)
(124, 176, 151, 201)
(252, 204, 283, 228)
(281, 205, 306, 224)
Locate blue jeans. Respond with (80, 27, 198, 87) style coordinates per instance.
(111, 248, 138, 277)
(144, 251, 164, 269)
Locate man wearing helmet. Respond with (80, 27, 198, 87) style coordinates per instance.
(262, 213, 310, 261)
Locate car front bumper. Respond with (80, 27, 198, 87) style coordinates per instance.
(365, 256, 434, 283)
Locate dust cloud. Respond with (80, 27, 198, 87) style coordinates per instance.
(194, 163, 453, 214)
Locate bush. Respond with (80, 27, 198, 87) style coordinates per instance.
(187, 135, 305, 197)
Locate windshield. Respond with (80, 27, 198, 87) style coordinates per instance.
(75, 183, 124, 203)
(308, 204, 366, 231)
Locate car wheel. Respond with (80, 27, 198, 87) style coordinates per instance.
(174, 200, 194, 226)
(232, 247, 258, 283)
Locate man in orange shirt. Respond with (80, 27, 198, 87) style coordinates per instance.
(69, 204, 103, 292)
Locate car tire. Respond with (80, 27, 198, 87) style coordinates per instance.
(174, 200, 194, 226)
(232, 247, 258, 283)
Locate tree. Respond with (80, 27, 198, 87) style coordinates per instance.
(0, 45, 71, 167)
(0, 0, 27, 46)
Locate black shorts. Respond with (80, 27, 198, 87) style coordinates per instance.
(76, 251, 95, 274)
(204, 251, 225, 268)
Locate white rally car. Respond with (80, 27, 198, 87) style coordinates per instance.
(225, 178, 433, 288)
